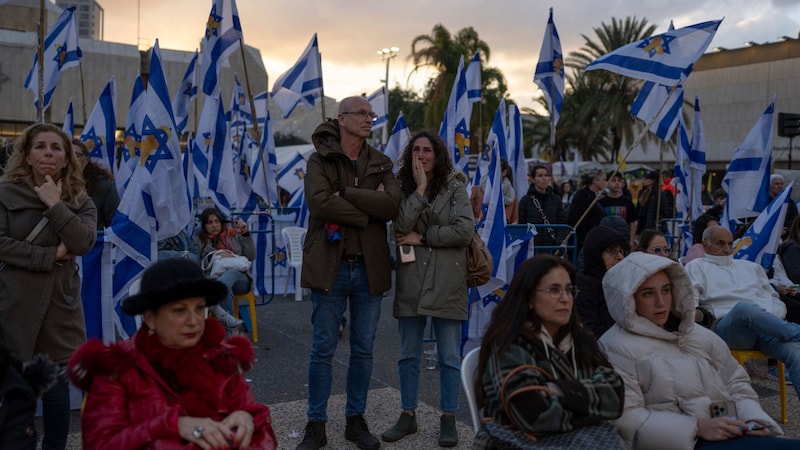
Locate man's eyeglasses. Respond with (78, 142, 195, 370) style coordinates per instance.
(536, 285, 580, 299)
(603, 247, 630, 258)
(650, 246, 672, 256)
(341, 110, 378, 122)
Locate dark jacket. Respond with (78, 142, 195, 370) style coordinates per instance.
(575, 226, 628, 338)
(88, 172, 120, 229)
(302, 119, 402, 295)
(638, 187, 673, 232)
(518, 185, 565, 246)
(566, 187, 606, 247)
(0, 353, 58, 450)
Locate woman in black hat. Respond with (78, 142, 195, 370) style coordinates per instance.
(67, 259, 277, 450)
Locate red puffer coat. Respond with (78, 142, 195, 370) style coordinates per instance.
(68, 319, 276, 449)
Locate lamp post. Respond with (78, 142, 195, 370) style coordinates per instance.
(377, 47, 399, 145)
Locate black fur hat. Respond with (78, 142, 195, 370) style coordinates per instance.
(122, 259, 228, 315)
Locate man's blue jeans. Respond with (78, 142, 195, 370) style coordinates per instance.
(715, 301, 800, 401)
(398, 316, 462, 413)
(306, 261, 382, 422)
(217, 269, 250, 313)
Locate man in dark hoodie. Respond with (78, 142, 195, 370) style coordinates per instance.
(575, 225, 630, 338)
(297, 96, 402, 450)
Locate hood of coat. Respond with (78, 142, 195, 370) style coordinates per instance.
(312, 119, 346, 158)
(602, 252, 696, 339)
(582, 225, 628, 278)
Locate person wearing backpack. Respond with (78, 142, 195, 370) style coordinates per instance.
(382, 131, 474, 448)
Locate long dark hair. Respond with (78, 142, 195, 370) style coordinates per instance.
(475, 254, 611, 406)
(635, 229, 665, 253)
(500, 158, 513, 185)
(693, 214, 717, 245)
(397, 131, 453, 202)
(198, 207, 228, 247)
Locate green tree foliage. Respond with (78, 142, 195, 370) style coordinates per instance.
(387, 85, 425, 133)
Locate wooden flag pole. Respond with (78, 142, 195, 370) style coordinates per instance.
(37, 0, 46, 123)
(318, 51, 326, 122)
(79, 62, 88, 123)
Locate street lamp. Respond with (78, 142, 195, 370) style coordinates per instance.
(377, 47, 399, 145)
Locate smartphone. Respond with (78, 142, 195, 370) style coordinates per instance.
(399, 245, 416, 263)
(709, 401, 737, 419)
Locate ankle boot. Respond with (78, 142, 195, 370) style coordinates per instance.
(438, 414, 458, 447)
(381, 411, 417, 442)
(296, 421, 326, 450)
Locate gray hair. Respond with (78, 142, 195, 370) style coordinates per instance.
(771, 173, 784, 183)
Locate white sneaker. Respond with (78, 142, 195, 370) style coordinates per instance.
(213, 305, 244, 329)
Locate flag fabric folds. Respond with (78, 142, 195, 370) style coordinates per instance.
(367, 86, 388, 130)
(384, 111, 410, 173)
(194, 92, 236, 216)
(271, 33, 323, 118)
(117, 75, 147, 197)
(507, 103, 527, 198)
(465, 51, 482, 103)
(62, 98, 74, 137)
(584, 19, 722, 86)
(439, 55, 471, 176)
(734, 182, 793, 270)
(24, 6, 82, 111)
(533, 7, 565, 126)
(200, 0, 243, 95)
(251, 91, 278, 207)
(172, 51, 198, 133)
(723, 100, 775, 220)
(80, 77, 117, 173)
(631, 83, 683, 140)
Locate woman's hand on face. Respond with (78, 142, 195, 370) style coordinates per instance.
(412, 154, 427, 194)
(696, 417, 747, 441)
(222, 410, 255, 449)
(33, 175, 62, 208)
(178, 416, 235, 450)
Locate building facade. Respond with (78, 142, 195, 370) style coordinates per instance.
(56, 0, 103, 39)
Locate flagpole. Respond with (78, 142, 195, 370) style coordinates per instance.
(548, 8, 556, 159)
(79, 62, 88, 123)
(656, 141, 664, 226)
(37, 0, 45, 122)
(558, 84, 683, 249)
(318, 52, 326, 122)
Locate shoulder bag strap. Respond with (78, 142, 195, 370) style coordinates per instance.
(0, 216, 50, 273)
(499, 364, 554, 441)
(531, 195, 558, 243)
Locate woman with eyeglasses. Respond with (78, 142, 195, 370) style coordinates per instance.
(599, 252, 798, 450)
(472, 254, 624, 449)
(575, 225, 630, 338)
(635, 230, 672, 258)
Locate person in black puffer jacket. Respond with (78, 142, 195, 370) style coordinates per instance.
(575, 226, 630, 339)
(518, 165, 565, 249)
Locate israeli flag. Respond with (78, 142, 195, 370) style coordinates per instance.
(367, 86, 388, 130)
(533, 7, 565, 126)
(200, 0, 243, 95)
(271, 33, 323, 118)
(735, 182, 793, 270)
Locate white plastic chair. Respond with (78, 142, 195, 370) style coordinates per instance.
(461, 346, 481, 433)
(281, 226, 307, 301)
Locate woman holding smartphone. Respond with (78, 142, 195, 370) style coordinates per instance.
(382, 131, 473, 448)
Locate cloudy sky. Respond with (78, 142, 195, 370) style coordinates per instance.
(100, 0, 800, 112)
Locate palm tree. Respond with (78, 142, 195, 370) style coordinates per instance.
(408, 24, 508, 153)
(568, 16, 658, 163)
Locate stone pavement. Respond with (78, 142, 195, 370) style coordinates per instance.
(58, 289, 800, 449)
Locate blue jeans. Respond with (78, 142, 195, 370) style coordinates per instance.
(307, 261, 382, 422)
(41, 368, 69, 450)
(217, 269, 250, 314)
(696, 435, 800, 449)
(714, 302, 800, 400)
(398, 316, 462, 413)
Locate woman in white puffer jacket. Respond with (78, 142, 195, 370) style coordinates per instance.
(599, 252, 797, 450)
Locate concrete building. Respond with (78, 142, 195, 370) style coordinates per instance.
(56, 0, 103, 39)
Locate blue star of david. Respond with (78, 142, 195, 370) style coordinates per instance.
(82, 127, 104, 160)
(275, 247, 287, 267)
(122, 125, 141, 162)
(638, 34, 675, 58)
(182, 82, 196, 97)
(140, 116, 173, 173)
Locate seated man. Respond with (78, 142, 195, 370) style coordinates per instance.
(685, 225, 800, 400)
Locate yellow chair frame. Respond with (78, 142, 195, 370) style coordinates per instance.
(233, 290, 258, 343)
(730, 349, 787, 424)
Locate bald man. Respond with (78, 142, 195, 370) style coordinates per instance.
(685, 226, 800, 402)
(297, 96, 401, 450)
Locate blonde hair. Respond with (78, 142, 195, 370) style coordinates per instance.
(0, 123, 87, 204)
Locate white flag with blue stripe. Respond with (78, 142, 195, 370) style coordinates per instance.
(24, 6, 82, 111)
(251, 92, 278, 207)
(62, 98, 74, 137)
(507, 103, 526, 198)
(631, 83, 683, 140)
(80, 77, 117, 173)
(534, 7, 565, 126)
(465, 51, 482, 103)
(735, 182, 793, 270)
(271, 33, 323, 118)
(585, 19, 722, 86)
(384, 111, 410, 173)
(723, 100, 774, 220)
(367, 86, 388, 131)
(172, 51, 198, 133)
(117, 75, 146, 197)
(439, 56, 472, 177)
(194, 93, 236, 217)
(200, 0, 242, 95)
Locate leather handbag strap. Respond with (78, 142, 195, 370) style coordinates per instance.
(499, 364, 554, 441)
(0, 216, 50, 273)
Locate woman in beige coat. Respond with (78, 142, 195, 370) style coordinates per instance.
(381, 131, 473, 448)
(0, 123, 97, 449)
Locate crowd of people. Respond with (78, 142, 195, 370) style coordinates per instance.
(2, 104, 800, 450)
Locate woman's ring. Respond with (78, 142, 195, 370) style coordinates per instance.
(192, 425, 204, 439)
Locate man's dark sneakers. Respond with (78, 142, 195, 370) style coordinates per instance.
(345, 414, 381, 450)
(296, 421, 327, 450)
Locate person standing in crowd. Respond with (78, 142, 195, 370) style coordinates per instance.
(560, 180, 574, 211)
(195, 208, 253, 330)
(72, 139, 119, 230)
(567, 168, 607, 252)
(381, 132, 473, 447)
(769, 174, 797, 237)
(297, 96, 401, 450)
(599, 171, 638, 246)
(473, 255, 624, 448)
(706, 188, 727, 222)
(575, 225, 630, 338)
(518, 164, 565, 250)
(68, 259, 276, 450)
(0, 123, 97, 450)
(637, 170, 673, 233)
(600, 252, 796, 450)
